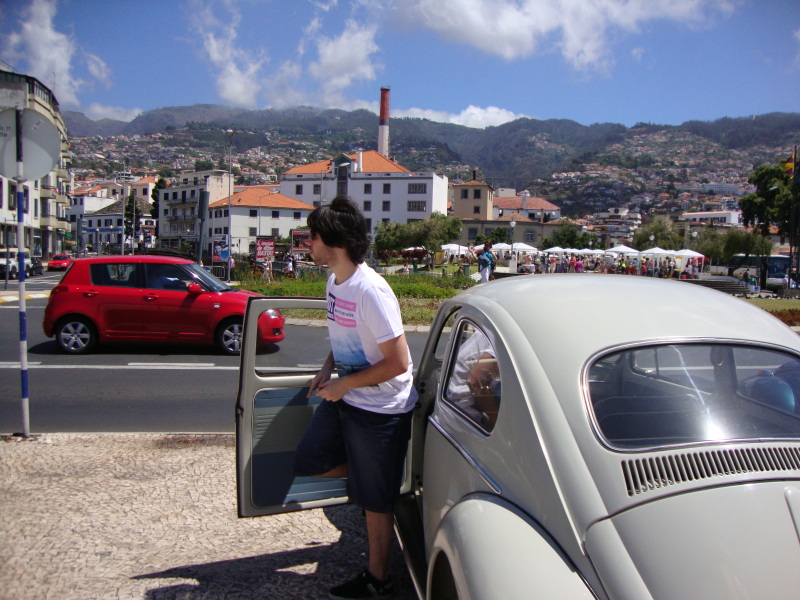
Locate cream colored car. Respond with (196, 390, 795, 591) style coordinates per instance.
(237, 275, 800, 599)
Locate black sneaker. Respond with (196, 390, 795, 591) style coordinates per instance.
(328, 570, 394, 600)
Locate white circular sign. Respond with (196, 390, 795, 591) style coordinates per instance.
(0, 108, 62, 181)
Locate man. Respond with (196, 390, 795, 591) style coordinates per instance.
(294, 196, 417, 600)
(472, 240, 496, 283)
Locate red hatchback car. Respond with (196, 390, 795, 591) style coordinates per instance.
(43, 255, 285, 354)
(48, 254, 72, 271)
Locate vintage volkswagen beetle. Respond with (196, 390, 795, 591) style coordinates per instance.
(236, 274, 800, 599)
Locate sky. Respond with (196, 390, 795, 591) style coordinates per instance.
(1, 0, 799, 129)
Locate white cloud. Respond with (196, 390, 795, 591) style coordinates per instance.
(2, 0, 82, 107)
(397, 105, 526, 128)
(308, 19, 381, 101)
(794, 29, 800, 70)
(396, 0, 734, 71)
(189, 0, 266, 108)
(84, 52, 112, 89)
(85, 103, 142, 123)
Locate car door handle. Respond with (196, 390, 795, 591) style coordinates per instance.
(83, 290, 98, 298)
(143, 295, 159, 302)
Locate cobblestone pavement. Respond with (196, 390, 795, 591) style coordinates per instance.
(0, 434, 416, 600)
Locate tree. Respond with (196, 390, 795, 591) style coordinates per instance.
(633, 216, 682, 250)
(721, 228, 773, 276)
(150, 177, 168, 242)
(373, 213, 462, 263)
(541, 222, 596, 250)
(195, 159, 215, 171)
(739, 164, 794, 238)
(693, 227, 724, 265)
(123, 192, 140, 247)
(374, 221, 411, 262)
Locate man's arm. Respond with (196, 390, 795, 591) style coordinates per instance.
(307, 351, 335, 398)
(313, 334, 410, 402)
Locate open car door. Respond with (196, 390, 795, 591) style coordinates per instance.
(236, 296, 350, 517)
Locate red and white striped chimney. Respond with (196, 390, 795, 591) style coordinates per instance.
(378, 86, 390, 157)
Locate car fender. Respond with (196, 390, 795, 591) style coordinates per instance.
(427, 494, 596, 600)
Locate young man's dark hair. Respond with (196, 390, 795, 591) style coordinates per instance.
(306, 195, 370, 264)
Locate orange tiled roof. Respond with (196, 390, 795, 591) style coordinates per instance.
(493, 196, 559, 211)
(283, 150, 410, 175)
(455, 179, 493, 188)
(496, 212, 533, 222)
(209, 188, 316, 210)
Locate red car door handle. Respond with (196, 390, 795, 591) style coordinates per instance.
(144, 295, 159, 302)
(83, 290, 98, 298)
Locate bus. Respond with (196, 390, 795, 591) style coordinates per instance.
(715, 254, 791, 284)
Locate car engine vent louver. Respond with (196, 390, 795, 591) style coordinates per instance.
(622, 446, 800, 496)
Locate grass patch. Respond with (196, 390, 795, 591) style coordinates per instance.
(238, 270, 471, 325)
(747, 298, 800, 326)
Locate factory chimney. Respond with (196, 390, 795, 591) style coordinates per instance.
(378, 86, 390, 157)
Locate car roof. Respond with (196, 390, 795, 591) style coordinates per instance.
(457, 274, 800, 375)
(72, 255, 194, 265)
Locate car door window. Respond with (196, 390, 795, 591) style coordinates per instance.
(145, 263, 192, 290)
(90, 263, 138, 287)
(443, 321, 501, 432)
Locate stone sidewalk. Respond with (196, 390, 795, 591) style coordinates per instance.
(0, 434, 415, 600)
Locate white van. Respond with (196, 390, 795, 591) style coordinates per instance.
(0, 248, 34, 279)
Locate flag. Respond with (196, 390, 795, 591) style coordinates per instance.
(781, 150, 796, 179)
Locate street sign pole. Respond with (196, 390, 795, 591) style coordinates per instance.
(14, 109, 30, 437)
(0, 107, 61, 437)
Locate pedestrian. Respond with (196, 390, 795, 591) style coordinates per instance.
(472, 240, 496, 283)
(285, 254, 294, 278)
(294, 195, 417, 600)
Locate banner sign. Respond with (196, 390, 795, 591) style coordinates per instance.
(291, 229, 310, 255)
(213, 234, 229, 262)
(256, 236, 275, 260)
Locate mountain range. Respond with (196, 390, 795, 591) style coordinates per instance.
(64, 105, 800, 184)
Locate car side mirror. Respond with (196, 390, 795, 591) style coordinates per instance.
(187, 282, 203, 294)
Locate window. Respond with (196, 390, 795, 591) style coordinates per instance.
(525, 230, 536, 242)
(382, 201, 390, 211)
(408, 201, 426, 212)
(90, 263, 138, 288)
(249, 210, 257, 217)
(383, 183, 391, 194)
(364, 201, 372, 211)
(271, 228, 279, 236)
(461, 189, 468, 199)
(589, 344, 800, 450)
(364, 183, 372, 194)
(249, 227, 257, 236)
(473, 189, 481, 199)
(408, 183, 427, 194)
(272, 210, 279, 219)
(443, 321, 501, 432)
(295, 184, 303, 195)
(293, 212, 301, 220)
(313, 184, 321, 195)
(473, 206, 480, 214)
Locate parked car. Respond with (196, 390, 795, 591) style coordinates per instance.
(43, 255, 285, 354)
(236, 274, 800, 599)
(47, 254, 72, 271)
(0, 248, 34, 279)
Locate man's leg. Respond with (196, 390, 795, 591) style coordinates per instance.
(365, 510, 394, 582)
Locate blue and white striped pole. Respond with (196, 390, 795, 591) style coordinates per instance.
(15, 107, 30, 438)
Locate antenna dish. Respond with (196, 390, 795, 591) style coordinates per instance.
(0, 108, 61, 181)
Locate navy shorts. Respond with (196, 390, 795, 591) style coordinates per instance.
(293, 399, 413, 513)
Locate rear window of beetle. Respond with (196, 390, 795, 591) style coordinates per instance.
(587, 343, 800, 450)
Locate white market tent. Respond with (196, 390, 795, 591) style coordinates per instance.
(511, 242, 538, 252)
(606, 244, 639, 255)
(639, 246, 675, 257)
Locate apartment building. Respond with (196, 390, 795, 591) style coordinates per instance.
(157, 169, 232, 252)
(207, 188, 315, 256)
(0, 69, 71, 258)
(279, 150, 449, 236)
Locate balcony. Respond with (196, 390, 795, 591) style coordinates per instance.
(166, 195, 198, 206)
(40, 187, 56, 199)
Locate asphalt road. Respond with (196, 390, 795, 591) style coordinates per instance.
(0, 278, 429, 434)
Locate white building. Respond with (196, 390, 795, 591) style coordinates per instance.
(0, 69, 71, 258)
(207, 187, 315, 256)
(157, 169, 233, 252)
(279, 150, 449, 237)
(681, 210, 742, 226)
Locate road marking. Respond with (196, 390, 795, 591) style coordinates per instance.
(0, 362, 236, 370)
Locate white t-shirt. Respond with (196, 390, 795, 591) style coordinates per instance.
(326, 263, 417, 414)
